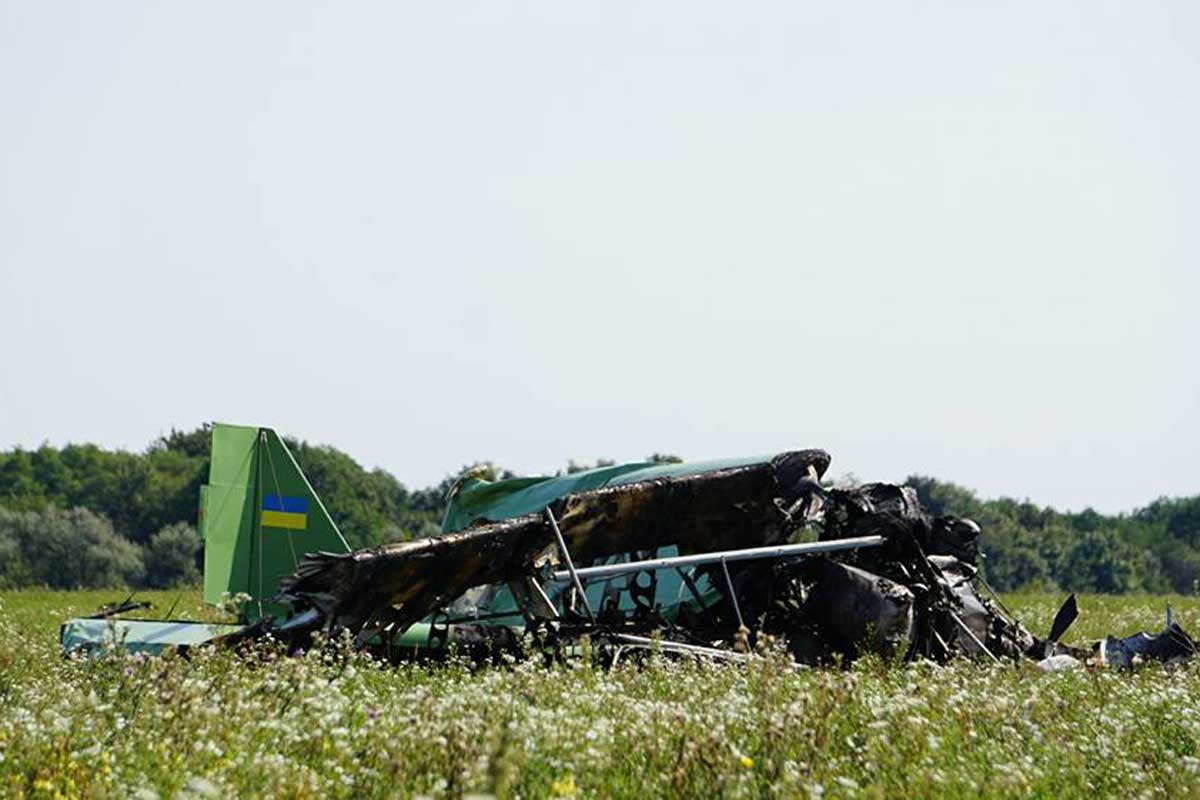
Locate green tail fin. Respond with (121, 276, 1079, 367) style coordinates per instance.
(201, 423, 350, 621)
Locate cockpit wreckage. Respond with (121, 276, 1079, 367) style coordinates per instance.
(62, 424, 1195, 671)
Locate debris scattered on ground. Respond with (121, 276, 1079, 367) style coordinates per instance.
(258, 449, 1196, 669)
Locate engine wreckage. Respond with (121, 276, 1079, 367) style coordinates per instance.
(61, 424, 1195, 671)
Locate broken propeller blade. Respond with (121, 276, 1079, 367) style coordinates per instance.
(1047, 593, 1078, 645)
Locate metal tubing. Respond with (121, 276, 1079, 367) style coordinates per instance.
(949, 611, 1002, 664)
(545, 506, 595, 621)
(550, 535, 886, 583)
(608, 633, 754, 663)
(719, 556, 745, 630)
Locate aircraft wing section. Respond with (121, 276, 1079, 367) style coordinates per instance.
(276, 450, 831, 639)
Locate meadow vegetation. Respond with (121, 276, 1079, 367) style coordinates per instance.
(1, 591, 1198, 799)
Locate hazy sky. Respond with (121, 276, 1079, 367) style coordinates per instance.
(2, 2, 1196, 512)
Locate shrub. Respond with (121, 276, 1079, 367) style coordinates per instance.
(143, 522, 202, 588)
(0, 506, 143, 589)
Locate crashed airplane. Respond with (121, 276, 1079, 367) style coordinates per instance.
(61, 424, 1195, 670)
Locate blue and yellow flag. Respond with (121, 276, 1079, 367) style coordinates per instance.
(261, 494, 308, 531)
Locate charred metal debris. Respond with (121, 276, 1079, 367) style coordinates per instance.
(242, 450, 1193, 670)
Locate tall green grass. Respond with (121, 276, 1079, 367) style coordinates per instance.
(1, 591, 1197, 799)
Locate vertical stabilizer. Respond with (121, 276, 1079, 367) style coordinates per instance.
(201, 424, 350, 621)
(252, 428, 351, 616)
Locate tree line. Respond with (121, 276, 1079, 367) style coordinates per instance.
(907, 477, 1200, 594)
(0, 426, 1196, 593)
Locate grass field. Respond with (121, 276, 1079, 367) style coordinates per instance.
(1, 591, 1198, 799)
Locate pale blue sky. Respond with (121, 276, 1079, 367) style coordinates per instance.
(1, 2, 1196, 512)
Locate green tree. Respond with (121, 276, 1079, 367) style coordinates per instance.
(904, 475, 983, 518)
(144, 522, 202, 588)
(0, 507, 144, 589)
(287, 439, 411, 549)
(566, 458, 616, 474)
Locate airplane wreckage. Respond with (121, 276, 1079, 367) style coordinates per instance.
(62, 424, 1195, 671)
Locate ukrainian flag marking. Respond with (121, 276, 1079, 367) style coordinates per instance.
(262, 494, 308, 530)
